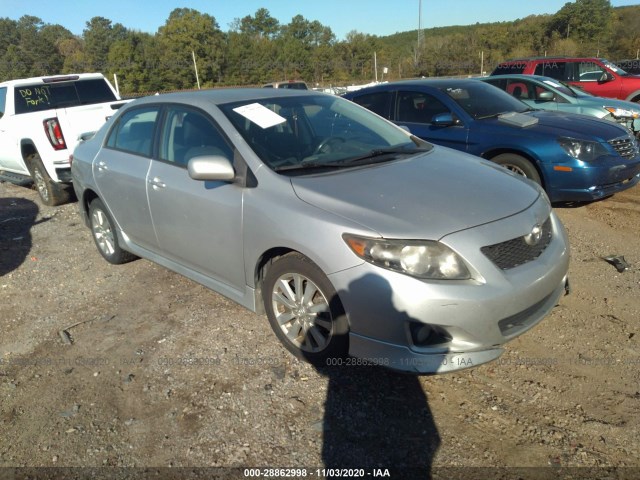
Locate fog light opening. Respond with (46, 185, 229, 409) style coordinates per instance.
(409, 322, 453, 347)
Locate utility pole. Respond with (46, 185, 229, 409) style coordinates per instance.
(192, 50, 201, 90)
(415, 0, 423, 67)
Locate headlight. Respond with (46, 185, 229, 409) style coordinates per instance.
(557, 137, 608, 162)
(343, 234, 471, 280)
(604, 106, 640, 119)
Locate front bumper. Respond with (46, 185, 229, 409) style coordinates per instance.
(544, 154, 640, 203)
(329, 204, 570, 374)
(348, 276, 566, 374)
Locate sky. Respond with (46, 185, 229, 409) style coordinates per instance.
(1, 0, 639, 39)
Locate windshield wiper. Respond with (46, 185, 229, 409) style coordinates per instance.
(340, 146, 432, 165)
(274, 146, 431, 173)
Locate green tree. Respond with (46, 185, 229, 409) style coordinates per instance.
(548, 0, 612, 52)
(157, 8, 225, 89)
(83, 16, 127, 72)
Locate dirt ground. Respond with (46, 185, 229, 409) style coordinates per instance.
(1, 178, 639, 480)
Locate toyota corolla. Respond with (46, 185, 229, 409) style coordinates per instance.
(71, 89, 570, 373)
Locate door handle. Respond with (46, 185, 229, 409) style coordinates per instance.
(97, 161, 108, 171)
(149, 177, 166, 189)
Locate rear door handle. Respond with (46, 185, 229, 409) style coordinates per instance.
(149, 177, 166, 189)
(97, 161, 108, 171)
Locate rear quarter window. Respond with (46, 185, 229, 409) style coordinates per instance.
(13, 79, 117, 115)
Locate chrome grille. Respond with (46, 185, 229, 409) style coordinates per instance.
(481, 217, 552, 270)
(608, 135, 639, 159)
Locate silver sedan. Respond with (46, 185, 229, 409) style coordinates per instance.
(71, 89, 570, 373)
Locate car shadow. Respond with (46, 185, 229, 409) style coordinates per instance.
(306, 274, 441, 478)
(0, 197, 42, 276)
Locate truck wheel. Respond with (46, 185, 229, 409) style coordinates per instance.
(88, 198, 137, 264)
(492, 153, 542, 185)
(28, 154, 71, 206)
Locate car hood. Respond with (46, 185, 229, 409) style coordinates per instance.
(576, 96, 640, 113)
(289, 148, 540, 240)
(489, 110, 630, 141)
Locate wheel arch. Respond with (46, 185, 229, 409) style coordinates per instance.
(624, 90, 640, 103)
(80, 189, 100, 227)
(253, 247, 299, 315)
(481, 148, 546, 189)
(20, 141, 39, 170)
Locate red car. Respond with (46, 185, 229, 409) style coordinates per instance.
(491, 57, 640, 103)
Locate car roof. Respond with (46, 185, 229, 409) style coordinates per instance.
(349, 78, 482, 91)
(498, 57, 606, 63)
(483, 74, 562, 83)
(127, 88, 324, 107)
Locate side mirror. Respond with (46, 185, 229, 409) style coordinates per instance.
(538, 91, 555, 102)
(431, 112, 457, 127)
(188, 155, 235, 182)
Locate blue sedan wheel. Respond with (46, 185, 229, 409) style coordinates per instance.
(492, 153, 542, 185)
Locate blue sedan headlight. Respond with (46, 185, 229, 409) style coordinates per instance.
(343, 234, 471, 280)
(557, 137, 608, 162)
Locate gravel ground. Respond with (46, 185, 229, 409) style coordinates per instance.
(1, 179, 639, 480)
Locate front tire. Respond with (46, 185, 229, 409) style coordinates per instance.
(28, 154, 71, 206)
(492, 153, 542, 185)
(262, 253, 349, 365)
(88, 198, 137, 265)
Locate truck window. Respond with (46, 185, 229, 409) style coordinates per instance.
(0, 87, 6, 119)
(13, 79, 117, 115)
(534, 61, 567, 81)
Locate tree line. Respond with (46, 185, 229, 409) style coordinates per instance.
(0, 0, 638, 95)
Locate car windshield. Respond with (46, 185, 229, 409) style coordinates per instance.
(539, 79, 576, 97)
(602, 59, 630, 77)
(441, 82, 529, 119)
(219, 94, 431, 172)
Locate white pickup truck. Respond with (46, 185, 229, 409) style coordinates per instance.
(0, 73, 128, 205)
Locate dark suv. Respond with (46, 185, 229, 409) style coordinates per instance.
(491, 57, 640, 103)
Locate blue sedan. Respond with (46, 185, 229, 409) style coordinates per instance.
(343, 79, 640, 202)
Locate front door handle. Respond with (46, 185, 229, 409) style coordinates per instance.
(149, 177, 166, 189)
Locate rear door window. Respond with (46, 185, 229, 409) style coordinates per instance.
(534, 61, 567, 81)
(106, 107, 159, 157)
(349, 91, 393, 119)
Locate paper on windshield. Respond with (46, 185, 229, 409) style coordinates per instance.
(233, 103, 287, 129)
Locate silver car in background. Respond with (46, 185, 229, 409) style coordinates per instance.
(71, 89, 570, 373)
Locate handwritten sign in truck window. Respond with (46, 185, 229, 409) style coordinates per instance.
(13, 79, 117, 115)
(15, 85, 54, 114)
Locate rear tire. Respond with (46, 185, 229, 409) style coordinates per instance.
(492, 153, 542, 185)
(28, 154, 71, 206)
(88, 198, 137, 265)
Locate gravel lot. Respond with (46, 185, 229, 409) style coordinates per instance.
(1, 179, 639, 479)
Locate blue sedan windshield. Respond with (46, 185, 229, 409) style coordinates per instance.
(441, 82, 529, 119)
